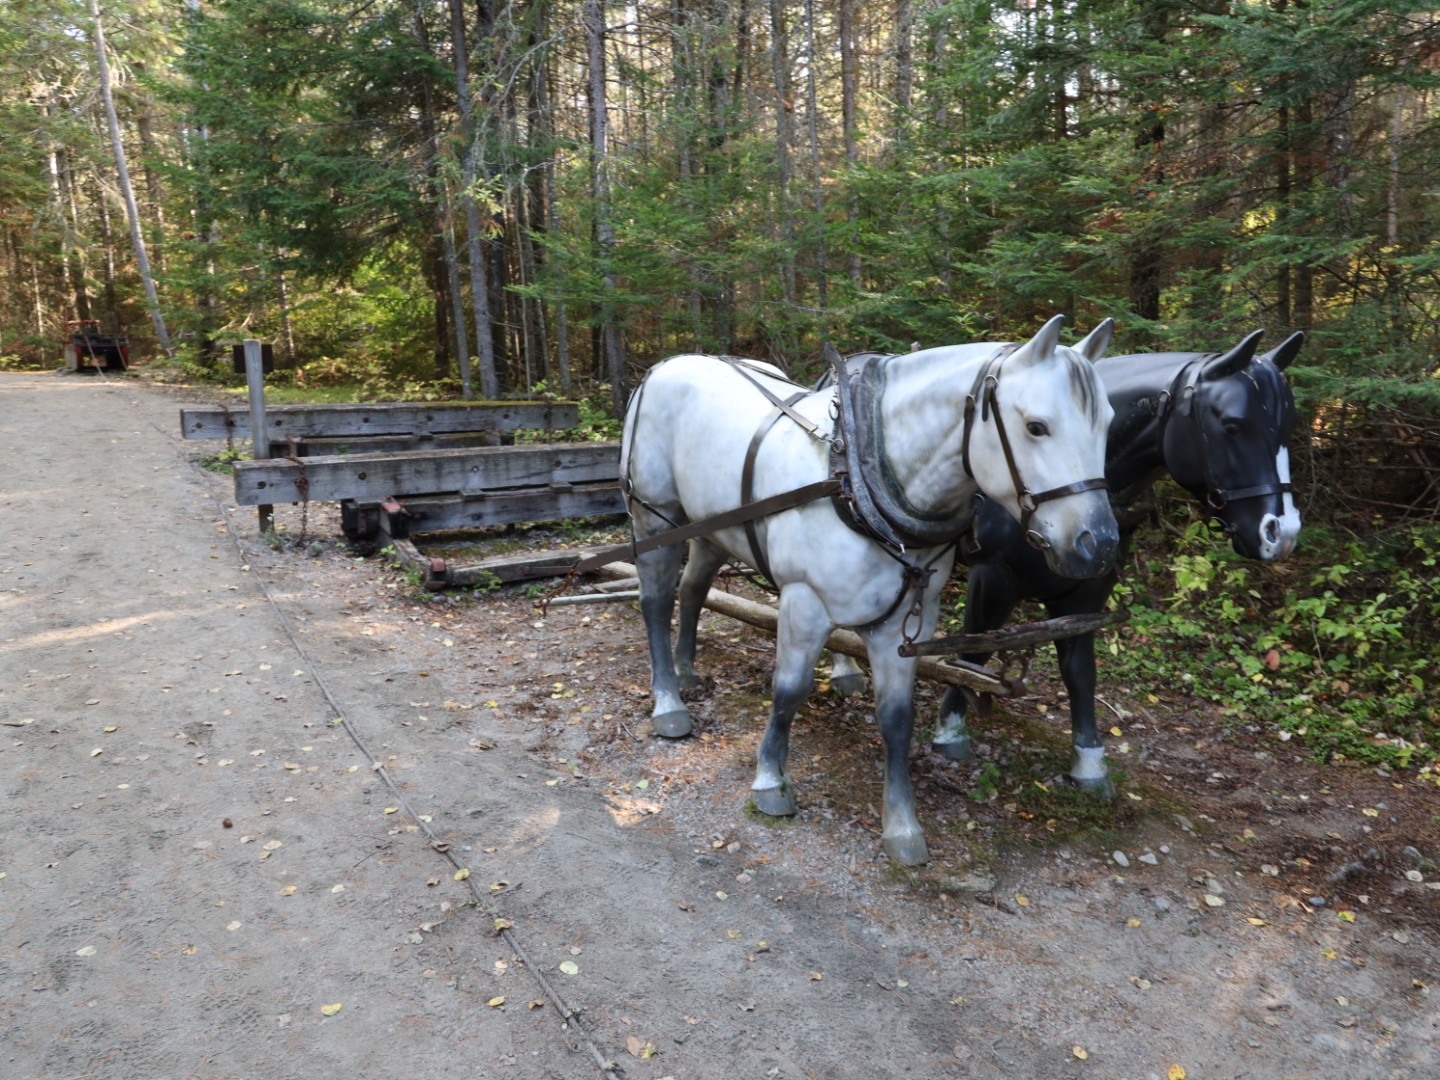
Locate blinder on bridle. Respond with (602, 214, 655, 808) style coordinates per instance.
(960, 346, 1110, 551)
(1160, 358, 1293, 531)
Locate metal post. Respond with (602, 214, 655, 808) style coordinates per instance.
(244, 338, 273, 535)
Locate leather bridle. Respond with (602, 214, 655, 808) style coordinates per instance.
(961, 346, 1110, 551)
(1158, 359, 1292, 515)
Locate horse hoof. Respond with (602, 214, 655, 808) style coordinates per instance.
(931, 736, 974, 761)
(882, 832, 930, 867)
(1068, 774, 1116, 801)
(652, 709, 693, 739)
(829, 673, 866, 697)
(750, 785, 797, 817)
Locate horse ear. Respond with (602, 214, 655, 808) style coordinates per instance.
(1010, 314, 1066, 368)
(1072, 318, 1114, 363)
(1261, 331, 1305, 372)
(1200, 329, 1263, 381)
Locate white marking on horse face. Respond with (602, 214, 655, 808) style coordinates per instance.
(1257, 447, 1301, 560)
(1070, 745, 1109, 782)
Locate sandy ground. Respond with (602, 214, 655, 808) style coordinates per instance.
(3, 369, 1439, 1080)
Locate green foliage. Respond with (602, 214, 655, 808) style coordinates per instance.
(1102, 518, 1440, 770)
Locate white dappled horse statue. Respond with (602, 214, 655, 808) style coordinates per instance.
(620, 315, 1119, 865)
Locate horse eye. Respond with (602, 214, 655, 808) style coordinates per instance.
(1026, 421, 1049, 438)
(1222, 420, 1242, 437)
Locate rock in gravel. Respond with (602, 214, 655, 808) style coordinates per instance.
(1113, 851, 1130, 868)
(1139, 852, 1158, 866)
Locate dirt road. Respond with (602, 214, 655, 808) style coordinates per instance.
(3, 370, 1438, 1080)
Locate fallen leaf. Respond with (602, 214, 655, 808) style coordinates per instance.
(1110, 726, 1123, 737)
(1246, 917, 1266, 926)
(807, 971, 822, 981)
(263, 840, 283, 851)
(487, 996, 505, 1008)
(1126, 918, 1141, 928)
(494, 918, 512, 932)
(90, 748, 103, 757)
(226, 921, 242, 932)
(331, 883, 345, 894)
(1168, 1067, 1186, 1080)
(103, 726, 118, 733)
(181, 944, 197, 955)
(627, 1035, 658, 1058)
(1338, 911, 1356, 923)
(1362, 808, 1380, 817)
(559, 960, 579, 975)
(528, 1000, 544, 1009)
(75, 945, 97, 957)
(280, 886, 297, 896)
(320, 1003, 342, 1017)
(453, 868, 470, 881)
(1203, 894, 1225, 907)
(1014, 895, 1031, 907)
(1130, 976, 1151, 990)
(1073, 1046, 1088, 1060)
(383, 807, 398, 815)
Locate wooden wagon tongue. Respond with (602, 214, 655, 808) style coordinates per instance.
(897, 610, 1129, 658)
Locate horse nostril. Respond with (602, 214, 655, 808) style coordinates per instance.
(1262, 517, 1279, 545)
(1074, 529, 1096, 562)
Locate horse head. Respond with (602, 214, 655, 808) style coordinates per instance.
(964, 315, 1120, 579)
(1162, 330, 1303, 560)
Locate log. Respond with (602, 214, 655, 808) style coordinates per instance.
(594, 561, 1011, 696)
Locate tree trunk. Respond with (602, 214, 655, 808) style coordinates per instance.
(89, 0, 171, 356)
(585, 0, 626, 416)
(449, 0, 486, 399)
(536, 15, 572, 393)
(769, 0, 797, 327)
(802, 0, 828, 322)
(841, 0, 861, 286)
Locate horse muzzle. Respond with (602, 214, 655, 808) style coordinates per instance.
(1033, 514, 1120, 579)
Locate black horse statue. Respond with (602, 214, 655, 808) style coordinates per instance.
(923, 329, 1304, 796)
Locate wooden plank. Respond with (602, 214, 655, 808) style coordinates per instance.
(180, 400, 579, 440)
(382, 483, 624, 538)
(430, 547, 614, 586)
(232, 441, 621, 506)
(282, 432, 501, 457)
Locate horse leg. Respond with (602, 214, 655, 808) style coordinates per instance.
(636, 539, 693, 738)
(1047, 578, 1119, 799)
(751, 585, 832, 818)
(827, 652, 867, 697)
(674, 540, 726, 690)
(863, 630, 929, 866)
(933, 563, 1019, 760)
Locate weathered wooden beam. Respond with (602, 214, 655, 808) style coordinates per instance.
(180, 400, 579, 440)
(282, 432, 502, 457)
(897, 611, 1129, 658)
(232, 441, 621, 506)
(375, 483, 624, 540)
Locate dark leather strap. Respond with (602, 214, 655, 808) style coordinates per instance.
(718, 356, 830, 444)
(574, 478, 841, 573)
(741, 393, 810, 584)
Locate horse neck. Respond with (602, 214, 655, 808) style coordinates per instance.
(873, 345, 998, 514)
(1098, 352, 1202, 501)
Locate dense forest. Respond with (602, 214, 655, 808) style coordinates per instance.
(4, 1, 1440, 768)
(6, 2, 1440, 403)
